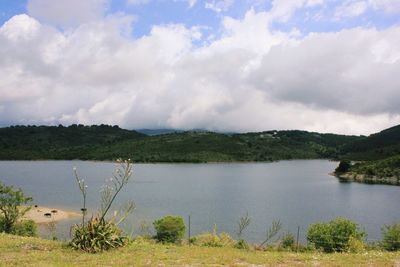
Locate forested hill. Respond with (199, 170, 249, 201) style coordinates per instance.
(0, 124, 145, 160)
(340, 124, 400, 160)
(0, 124, 365, 162)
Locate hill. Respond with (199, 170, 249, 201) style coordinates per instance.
(0, 125, 362, 162)
(340, 124, 400, 160)
(0, 124, 145, 160)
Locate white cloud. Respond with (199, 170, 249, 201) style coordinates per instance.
(265, 0, 325, 23)
(334, 1, 369, 19)
(187, 0, 198, 8)
(27, 0, 109, 28)
(334, 0, 400, 20)
(126, 0, 150, 5)
(205, 0, 234, 13)
(368, 0, 400, 14)
(0, 9, 399, 135)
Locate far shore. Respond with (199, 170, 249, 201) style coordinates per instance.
(23, 206, 81, 224)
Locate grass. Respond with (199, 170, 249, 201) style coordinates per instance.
(1, 234, 400, 266)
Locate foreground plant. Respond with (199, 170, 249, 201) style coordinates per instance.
(382, 223, 400, 251)
(0, 181, 34, 235)
(70, 159, 135, 253)
(258, 220, 282, 249)
(153, 215, 185, 244)
(307, 217, 365, 253)
(235, 212, 251, 249)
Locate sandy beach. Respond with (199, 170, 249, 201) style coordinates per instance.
(23, 206, 81, 224)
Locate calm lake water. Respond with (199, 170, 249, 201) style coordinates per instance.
(1, 160, 399, 243)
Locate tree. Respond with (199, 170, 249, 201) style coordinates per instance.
(0, 182, 32, 233)
(335, 160, 351, 174)
(307, 218, 365, 252)
(153, 216, 186, 243)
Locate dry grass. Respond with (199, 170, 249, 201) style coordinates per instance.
(1, 233, 400, 266)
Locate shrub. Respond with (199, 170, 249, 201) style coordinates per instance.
(70, 159, 134, 253)
(280, 231, 295, 249)
(153, 215, 185, 243)
(234, 239, 250, 250)
(335, 160, 351, 173)
(307, 218, 365, 252)
(0, 216, 37, 237)
(191, 232, 236, 248)
(381, 223, 400, 251)
(70, 217, 128, 253)
(348, 236, 365, 253)
(0, 182, 33, 234)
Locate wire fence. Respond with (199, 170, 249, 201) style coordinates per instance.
(183, 215, 400, 250)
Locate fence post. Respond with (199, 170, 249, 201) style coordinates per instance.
(296, 225, 300, 252)
(188, 215, 191, 245)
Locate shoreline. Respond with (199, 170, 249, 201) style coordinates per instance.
(332, 172, 400, 186)
(0, 158, 336, 164)
(23, 206, 81, 224)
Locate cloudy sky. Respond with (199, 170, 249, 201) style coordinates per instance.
(0, 0, 399, 135)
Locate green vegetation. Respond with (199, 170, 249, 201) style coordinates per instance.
(335, 155, 400, 185)
(382, 223, 400, 251)
(190, 231, 236, 248)
(280, 231, 296, 250)
(335, 160, 351, 173)
(0, 124, 145, 160)
(70, 217, 128, 253)
(340, 124, 400, 161)
(307, 218, 366, 253)
(70, 160, 134, 253)
(2, 234, 400, 267)
(258, 220, 282, 249)
(2, 123, 400, 185)
(153, 216, 186, 244)
(235, 212, 251, 249)
(0, 182, 34, 236)
(0, 124, 361, 162)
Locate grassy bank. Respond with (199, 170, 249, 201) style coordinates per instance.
(1, 234, 400, 266)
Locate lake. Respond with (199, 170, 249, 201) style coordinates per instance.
(1, 160, 399, 243)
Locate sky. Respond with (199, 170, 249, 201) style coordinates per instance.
(0, 0, 399, 135)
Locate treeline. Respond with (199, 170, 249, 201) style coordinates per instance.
(1, 123, 400, 183)
(0, 124, 363, 162)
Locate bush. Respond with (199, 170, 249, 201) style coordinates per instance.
(280, 231, 295, 249)
(348, 236, 365, 253)
(234, 239, 250, 250)
(153, 215, 185, 243)
(191, 232, 236, 248)
(0, 216, 37, 237)
(307, 218, 365, 252)
(70, 217, 128, 253)
(381, 223, 400, 251)
(335, 160, 351, 173)
(0, 182, 33, 234)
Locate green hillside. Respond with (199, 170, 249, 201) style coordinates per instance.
(0, 124, 145, 160)
(0, 125, 361, 162)
(340, 125, 400, 160)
